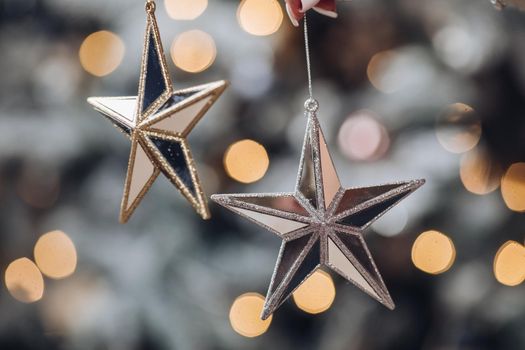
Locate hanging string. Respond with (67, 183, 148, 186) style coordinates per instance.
(303, 14, 313, 100)
(303, 14, 319, 113)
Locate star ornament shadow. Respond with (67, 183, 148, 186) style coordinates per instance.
(88, 8, 228, 223)
(212, 111, 425, 320)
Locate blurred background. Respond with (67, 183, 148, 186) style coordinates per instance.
(1, 0, 525, 349)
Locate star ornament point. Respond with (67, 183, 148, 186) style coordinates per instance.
(88, 10, 228, 223)
(212, 113, 424, 319)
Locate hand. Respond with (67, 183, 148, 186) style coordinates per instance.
(284, 0, 338, 26)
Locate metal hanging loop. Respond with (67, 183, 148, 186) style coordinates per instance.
(304, 98, 319, 113)
(145, 0, 156, 13)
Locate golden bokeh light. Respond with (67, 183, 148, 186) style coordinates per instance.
(292, 269, 335, 314)
(171, 30, 216, 73)
(501, 162, 525, 212)
(494, 241, 525, 286)
(164, 0, 207, 20)
(79, 31, 125, 77)
(460, 149, 503, 195)
(224, 139, 270, 184)
(411, 230, 456, 275)
(5, 258, 44, 303)
(34, 230, 77, 279)
(229, 293, 272, 337)
(436, 103, 482, 154)
(237, 0, 283, 36)
(367, 50, 399, 94)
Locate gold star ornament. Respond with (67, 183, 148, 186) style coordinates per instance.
(212, 100, 425, 319)
(88, 2, 228, 223)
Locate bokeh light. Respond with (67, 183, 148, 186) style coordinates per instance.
(432, 23, 487, 74)
(435, 103, 482, 154)
(171, 30, 216, 73)
(460, 148, 503, 195)
(338, 110, 390, 161)
(501, 162, 525, 212)
(224, 139, 269, 183)
(367, 50, 400, 94)
(230, 54, 274, 98)
(372, 204, 408, 237)
(494, 241, 525, 286)
(412, 230, 456, 274)
(237, 0, 283, 36)
(229, 293, 272, 337)
(34, 230, 77, 279)
(5, 258, 44, 303)
(293, 269, 335, 314)
(164, 0, 207, 20)
(79, 31, 125, 77)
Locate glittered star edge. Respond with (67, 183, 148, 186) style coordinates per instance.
(88, 7, 228, 223)
(212, 110, 424, 319)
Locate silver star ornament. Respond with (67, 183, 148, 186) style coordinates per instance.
(88, 4, 228, 223)
(212, 100, 424, 319)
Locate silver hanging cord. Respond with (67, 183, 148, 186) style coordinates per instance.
(304, 14, 313, 100)
(303, 14, 319, 113)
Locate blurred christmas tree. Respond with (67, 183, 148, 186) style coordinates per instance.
(1, 0, 525, 349)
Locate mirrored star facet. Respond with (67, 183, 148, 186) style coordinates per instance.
(212, 109, 424, 319)
(88, 9, 227, 223)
